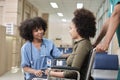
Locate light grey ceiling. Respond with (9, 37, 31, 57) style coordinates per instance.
(28, 0, 105, 22)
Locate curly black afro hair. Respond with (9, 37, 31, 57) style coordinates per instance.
(72, 8, 96, 39)
(19, 17, 47, 42)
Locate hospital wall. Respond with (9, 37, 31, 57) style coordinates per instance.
(0, 0, 39, 76)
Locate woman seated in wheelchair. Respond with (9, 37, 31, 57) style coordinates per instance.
(45, 8, 96, 80)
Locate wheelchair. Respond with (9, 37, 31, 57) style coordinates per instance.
(32, 49, 96, 80)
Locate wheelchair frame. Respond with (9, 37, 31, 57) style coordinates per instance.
(32, 49, 96, 80)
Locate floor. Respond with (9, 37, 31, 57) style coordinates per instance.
(0, 67, 118, 80)
(0, 67, 24, 80)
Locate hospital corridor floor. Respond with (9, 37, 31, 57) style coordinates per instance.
(0, 67, 24, 80)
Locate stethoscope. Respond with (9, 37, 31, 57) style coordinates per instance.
(30, 42, 47, 65)
(30, 42, 33, 65)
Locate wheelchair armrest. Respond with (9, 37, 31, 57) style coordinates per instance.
(53, 57, 67, 60)
(51, 66, 79, 71)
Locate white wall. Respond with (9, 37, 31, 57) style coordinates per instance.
(48, 14, 72, 46)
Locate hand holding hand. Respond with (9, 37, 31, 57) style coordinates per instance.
(45, 68, 51, 75)
(33, 70, 43, 77)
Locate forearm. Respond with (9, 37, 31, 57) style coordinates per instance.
(94, 19, 109, 46)
(23, 67, 36, 74)
(103, 10, 120, 45)
(23, 67, 43, 77)
(49, 71, 64, 78)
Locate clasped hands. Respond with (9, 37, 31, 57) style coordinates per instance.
(33, 68, 52, 77)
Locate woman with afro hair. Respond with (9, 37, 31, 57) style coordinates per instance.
(45, 8, 96, 80)
(19, 17, 69, 80)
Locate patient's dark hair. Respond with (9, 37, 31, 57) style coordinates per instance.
(19, 17, 47, 42)
(72, 8, 96, 39)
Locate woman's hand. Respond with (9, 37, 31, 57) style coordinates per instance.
(33, 70, 43, 77)
(45, 68, 51, 75)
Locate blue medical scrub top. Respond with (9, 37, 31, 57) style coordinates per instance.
(21, 38, 62, 80)
(110, 0, 120, 7)
(109, 0, 120, 47)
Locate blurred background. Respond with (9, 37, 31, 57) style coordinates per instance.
(0, 0, 119, 80)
